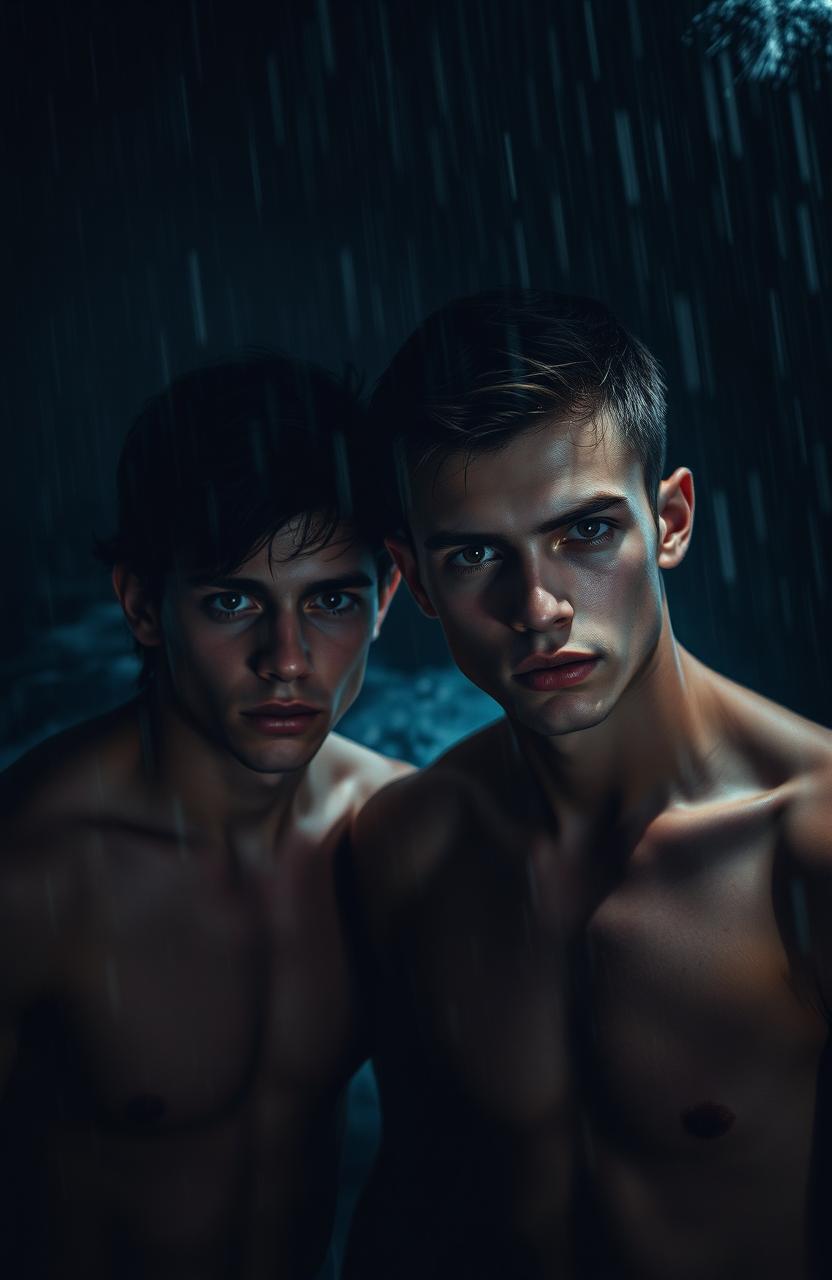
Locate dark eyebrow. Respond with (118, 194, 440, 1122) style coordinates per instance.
(189, 572, 375, 593)
(533, 496, 629, 536)
(304, 573, 375, 593)
(187, 574, 267, 591)
(422, 495, 629, 550)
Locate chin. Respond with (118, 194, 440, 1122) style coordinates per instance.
(227, 732, 327, 775)
(513, 694, 614, 738)
(242, 746, 321, 775)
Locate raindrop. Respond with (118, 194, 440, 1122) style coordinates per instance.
(187, 250, 208, 346)
(614, 109, 641, 206)
(712, 489, 737, 584)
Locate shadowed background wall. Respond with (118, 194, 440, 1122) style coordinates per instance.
(2, 2, 830, 1265)
(2, 0, 830, 752)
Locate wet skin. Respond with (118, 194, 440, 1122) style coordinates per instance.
(343, 419, 832, 1279)
(0, 524, 407, 1279)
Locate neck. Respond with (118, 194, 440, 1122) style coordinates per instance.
(134, 682, 314, 850)
(513, 613, 718, 836)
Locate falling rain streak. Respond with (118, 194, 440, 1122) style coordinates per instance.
(188, 250, 208, 346)
(3, 0, 831, 769)
(2, 11, 831, 1272)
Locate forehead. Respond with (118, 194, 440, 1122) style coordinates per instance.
(180, 517, 378, 586)
(409, 416, 644, 536)
(250, 521, 378, 583)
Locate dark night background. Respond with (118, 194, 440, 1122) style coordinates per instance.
(2, 0, 831, 759)
(1, 0, 830, 1265)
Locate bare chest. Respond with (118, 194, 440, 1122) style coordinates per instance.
(388, 807, 824, 1150)
(48, 833, 358, 1136)
(584, 826, 823, 1158)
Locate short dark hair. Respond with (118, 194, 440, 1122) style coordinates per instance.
(97, 351, 385, 680)
(367, 290, 667, 534)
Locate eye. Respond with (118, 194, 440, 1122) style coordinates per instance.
(563, 518, 614, 546)
(204, 591, 256, 621)
(447, 545, 501, 571)
(308, 591, 360, 616)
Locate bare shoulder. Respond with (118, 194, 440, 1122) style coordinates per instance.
(324, 732, 413, 811)
(700, 664, 832, 871)
(433, 715, 521, 797)
(697, 655, 832, 786)
(0, 706, 141, 963)
(773, 761, 832, 1011)
(355, 717, 513, 834)
(0, 711, 135, 1009)
(781, 762, 832, 872)
(1, 702, 141, 841)
(698, 655, 832, 870)
(350, 718, 516, 915)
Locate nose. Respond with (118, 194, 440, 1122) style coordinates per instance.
(251, 612, 312, 683)
(509, 571, 574, 634)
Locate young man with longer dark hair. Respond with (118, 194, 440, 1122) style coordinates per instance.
(344, 291, 832, 1279)
(0, 353, 405, 1279)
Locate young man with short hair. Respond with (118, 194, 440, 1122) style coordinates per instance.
(344, 292, 832, 1279)
(0, 353, 405, 1278)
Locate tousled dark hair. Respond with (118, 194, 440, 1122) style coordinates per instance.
(366, 290, 667, 534)
(97, 350, 385, 681)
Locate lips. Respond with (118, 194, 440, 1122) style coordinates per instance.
(512, 653, 599, 692)
(242, 701, 321, 717)
(512, 651, 598, 677)
(240, 702, 324, 736)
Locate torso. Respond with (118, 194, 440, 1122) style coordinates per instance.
(347, 679, 832, 1280)
(1, 708, 403, 1280)
(582, 787, 822, 1279)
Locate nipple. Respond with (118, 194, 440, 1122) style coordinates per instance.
(681, 1101, 735, 1139)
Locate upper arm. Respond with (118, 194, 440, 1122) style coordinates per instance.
(348, 778, 422, 958)
(0, 827, 80, 1066)
(774, 765, 832, 1273)
(781, 767, 832, 1018)
(334, 784, 425, 1059)
(349, 769, 471, 957)
(349, 758, 519, 935)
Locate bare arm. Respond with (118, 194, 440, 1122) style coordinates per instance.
(0, 804, 82, 1280)
(0, 824, 81, 1093)
(783, 766, 832, 1016)
(348, 769, 460, 957)
(339, 778, 420, 1043)
(781, 765, 832, 1279)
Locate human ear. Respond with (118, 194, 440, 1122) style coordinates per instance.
(384, 536, 438, 619)
(111, 565, 163, 648)
(371, 565, 402, 640)
(657, 468, 695, 570)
